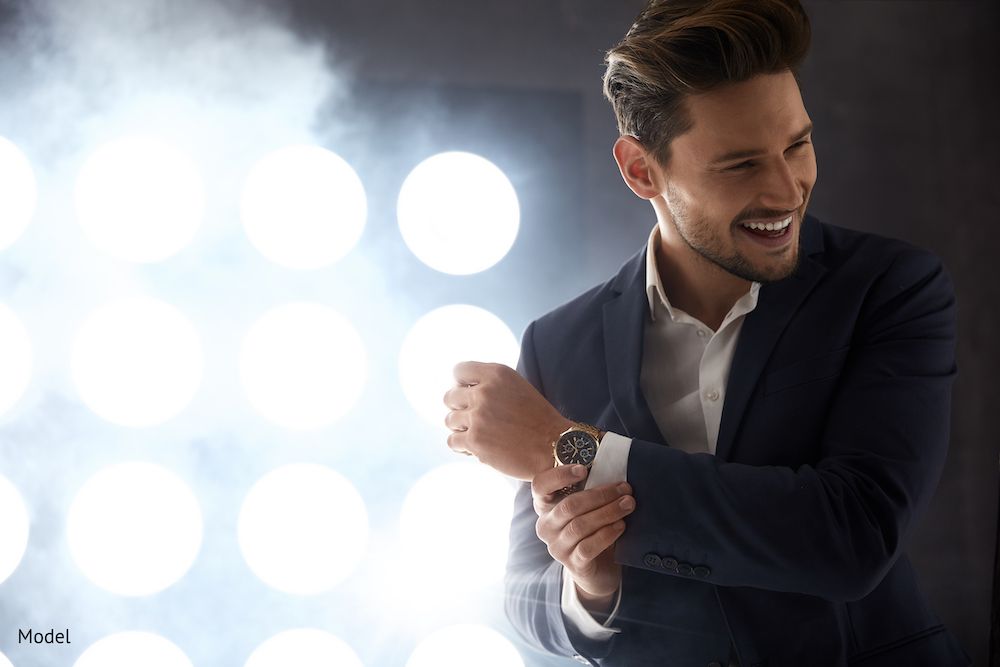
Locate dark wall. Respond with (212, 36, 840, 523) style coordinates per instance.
(283, 1, 998, 662)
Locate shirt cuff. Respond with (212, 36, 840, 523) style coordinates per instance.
(584, 431, 631, 490)
(560, 565, 622, 640)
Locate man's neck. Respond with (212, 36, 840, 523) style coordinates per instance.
(655, 236, 752, 332)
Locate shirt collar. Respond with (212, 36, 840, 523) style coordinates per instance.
(644, 223, 761, 323)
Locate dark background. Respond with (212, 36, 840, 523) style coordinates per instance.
(282, 0, 998, 663)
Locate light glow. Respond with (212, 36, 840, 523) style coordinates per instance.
(74, 631, 193, 667)
(398, 304, 518, 426)
(67, 463, 203, 596)
(241, 145, 367, 270)
(238, 464, 369, 595)
(0, 136, 37, 251)
(239, 303, 366, 430)
(71, 297, 203, 427)
(74, 135, 205, 263)
(0, 475, 29, 585)
(397, 151, 519, 275)
(0, 304, 32, 419)
(398, 462, 515, 596)
(406, 624, 524, 667)
(244, 629, 364, 667)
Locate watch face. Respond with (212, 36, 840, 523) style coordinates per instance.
(556, 430, 598, 466)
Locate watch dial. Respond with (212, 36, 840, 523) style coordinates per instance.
(557, 432, 597, 466)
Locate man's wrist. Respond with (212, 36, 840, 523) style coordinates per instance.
(575, 583, 618, 618)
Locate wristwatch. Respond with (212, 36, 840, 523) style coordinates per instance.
(552, 423, 605, 494)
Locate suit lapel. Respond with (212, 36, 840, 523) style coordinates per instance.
(602, 247, 665, 444)
(715, 216, 827, 460)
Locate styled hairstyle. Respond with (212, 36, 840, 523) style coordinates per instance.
(603, 0, 811, 165)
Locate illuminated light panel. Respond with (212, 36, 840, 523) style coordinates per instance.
(0, 475, 29, 585)
(239, 303, 366, 430)
(241, 145, 367, 270)
(74, 631, 192, 667)
(74, 135, 204, 263)
(398, 304, 518, 426)
(71, 297, 203, 427)
(238, 464, 368, 595)
(0, 136, 37, 251)
(0, 304, 32, 419)
(245, 629, 364, 667)
(399, 462, 515, 596)
(67, 463, 202, 596)
(397, 151, 519, 275)
(406, 624, 524, 667)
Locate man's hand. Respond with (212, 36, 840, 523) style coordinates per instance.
(533, 464, 635, 609)
(443, 361, 573, 481)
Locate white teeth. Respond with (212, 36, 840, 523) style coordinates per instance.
(741, 216, 791, 231)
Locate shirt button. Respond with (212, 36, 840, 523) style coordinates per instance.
(704, 389, 720, 401)
(697, 329, 707, 338)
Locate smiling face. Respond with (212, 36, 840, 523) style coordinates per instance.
(651, 70, 817, 284)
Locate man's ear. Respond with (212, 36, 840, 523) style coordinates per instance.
(612, 136, 663, 200)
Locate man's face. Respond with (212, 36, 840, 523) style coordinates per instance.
(656, 71, 817, 283)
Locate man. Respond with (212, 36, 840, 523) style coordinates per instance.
(443, 1, 969, 665)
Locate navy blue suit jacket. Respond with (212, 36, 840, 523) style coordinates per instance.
(505, 215, 969, 666)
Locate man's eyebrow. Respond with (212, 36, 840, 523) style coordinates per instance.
(707, 122, 814, 167)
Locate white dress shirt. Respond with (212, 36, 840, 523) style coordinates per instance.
(561, 223, 761, 640)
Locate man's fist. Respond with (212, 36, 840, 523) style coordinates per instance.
(443, 361, 572, 481)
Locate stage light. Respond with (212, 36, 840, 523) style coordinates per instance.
(405, 624, 524, 667)
(239, 303, 366, 430)
(238, 464, 368, 595)
(67, 463, 202, 596)
(74, 631, 192, 667)
(398, 304, 519, 426)
(74, 136, 204, 263)
(397, 151, 519, 275)
(241, 145, 367, 270)
(0, 136, 37, 252)
(0, 475, 29, 585)
(398, 462, 516, 597)
(71, 297, 203, 428)
(0, 304, 32, 419)
(244, 629, 364, 667)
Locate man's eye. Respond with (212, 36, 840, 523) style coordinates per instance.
(726, 140, 810, 172)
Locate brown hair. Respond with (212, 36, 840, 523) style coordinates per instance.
(603, 0, 811, 165)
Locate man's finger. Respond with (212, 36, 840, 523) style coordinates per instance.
(452, 360, 502, 386)
(568, 520, 626, 569)
(545, 482, 632, 532)
(446, 430, 470, 454)
(444, 410, 468, 432)
(442, 385, 471, 410)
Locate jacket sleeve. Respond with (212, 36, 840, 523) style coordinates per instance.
(616, 250, 958, 602)
(504, 320, 615, 663)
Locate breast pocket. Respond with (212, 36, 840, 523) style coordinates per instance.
(764, 347, 850, 396)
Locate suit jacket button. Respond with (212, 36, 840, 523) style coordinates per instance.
(678, 563, 694, 576)
(694, 565, 711, 578)
(661, 557, 678, 571)
(643, 553, 662, 568)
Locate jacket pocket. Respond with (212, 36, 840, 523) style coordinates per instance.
(764, 347, 850, 396)
(848, 625, 971, 666)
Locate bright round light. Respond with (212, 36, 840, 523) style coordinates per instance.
(0, 304, 32, 418)
(398, 304, 518, 426)
(245, 629, 364, 667)
(71, 298, 203, 427)
(74, 631, 192, 667)
(74, 135, 204, 263)
(397, 151, 519, 275)
(0, 651, 12, 667)
(67, 463, 202, 596)
(241, 145, 367, 270)
(0, 475, 30, 585)
(399, 462, 515, 596)
(238, 464, 368, 595)
(406, 625, 524, 667)
(0, 136, 37, 251)
(240, 303, 366, 430)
